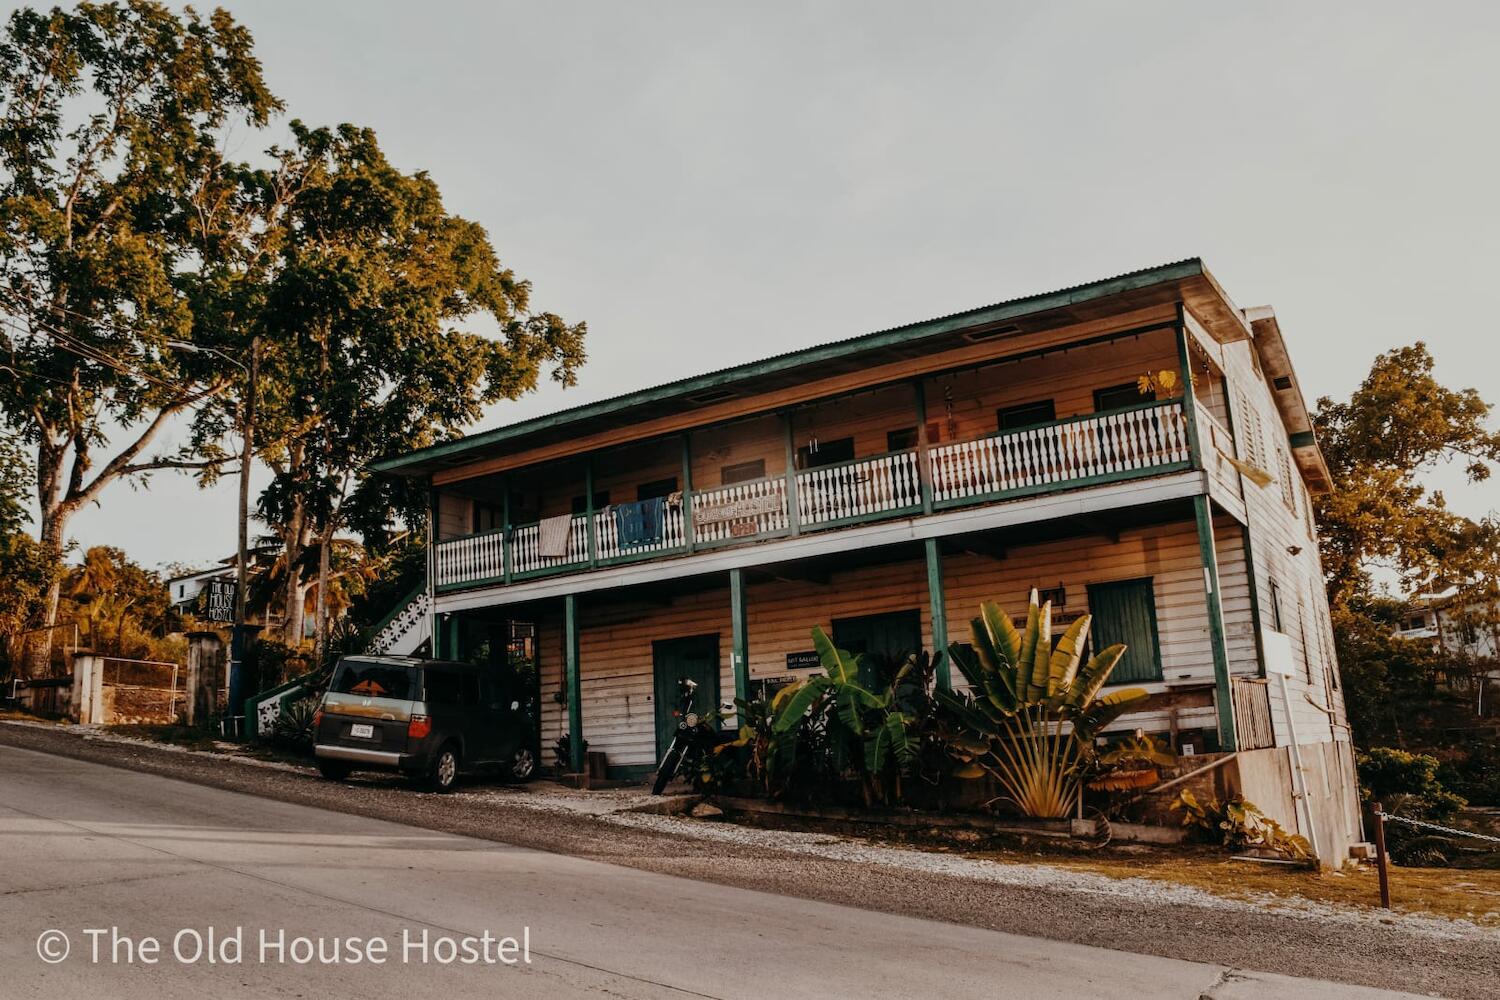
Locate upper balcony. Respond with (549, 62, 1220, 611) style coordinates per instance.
(425, 322, 1244, 597)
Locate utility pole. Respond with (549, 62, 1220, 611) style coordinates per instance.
(229, 336, 260, 728)
(165, 336, 258, 733)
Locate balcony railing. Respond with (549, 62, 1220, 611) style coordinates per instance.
(433, 398, 1194, 591)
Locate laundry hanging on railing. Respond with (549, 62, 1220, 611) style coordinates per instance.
(536, 513, 574, 558)
(614, 496, 665, 548)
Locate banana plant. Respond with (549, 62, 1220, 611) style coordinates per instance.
(767, 626, 921, 803)
(936, 589, 1149, 818)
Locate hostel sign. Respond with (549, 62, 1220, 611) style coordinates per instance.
(691, 492, 782, 527)
(205, 579, 236, 623)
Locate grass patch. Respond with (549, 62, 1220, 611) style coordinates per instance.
(968, 843, 1500, 926)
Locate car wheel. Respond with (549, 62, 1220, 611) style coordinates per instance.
(508, 747, 537, 783)
(426, 744, 460, 793)
(317, 761, 351, 782)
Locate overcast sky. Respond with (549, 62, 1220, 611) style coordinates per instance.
(39, 1, 1500, 578)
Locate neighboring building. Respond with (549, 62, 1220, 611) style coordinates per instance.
(167, 560, 239, 615)
(1394, 591, 1500, 660)
(372, 258, 1364, 862)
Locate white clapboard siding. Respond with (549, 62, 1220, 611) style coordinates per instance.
(1217, 334, 1347, 745)
(532, 514, 1259, 765)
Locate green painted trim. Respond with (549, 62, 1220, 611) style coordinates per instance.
(914, 381, 934, 515)
(692, 526, 795, 551)
(783, 411, 802, 536)
(428, 479, 441, 657)
(1193, 494, 1238, 751)
(594, 544, 690, 569)
(1175, 304, 1205, 472)
(565, 594, 583, 773)
(931, 461, 1192, 511)
(730, 567, 750, 707)
(603, 762, 655, 781)
(512, 559, 591, 582)
(790, 446, 919, 478)
(501, 475, 513, 585)
(372, 260, 1209, 475)
(1289, 430, 1316, 448)
(435, 574, 506, 594)
(681, 433, 696, 553)
(799, 502, 924, 533)
(585, 458, 597, 568)
(924, 538, 950, 690)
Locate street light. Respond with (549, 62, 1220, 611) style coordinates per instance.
(164, 336, 260, 732)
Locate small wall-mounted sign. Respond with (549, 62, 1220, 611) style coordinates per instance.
(786, 651, 821, 670)
(205, 578, 236, 623)
(1038, 585, 1066, 607)
(730, 520, 759, 538)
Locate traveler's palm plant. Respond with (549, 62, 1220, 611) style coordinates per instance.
(937, 590, 1149, 818)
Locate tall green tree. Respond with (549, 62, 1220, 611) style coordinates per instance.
(0, 431, 58, 673)
(253, 123, 585, 648)
(0, 2, 280, 675)
(1313, 343, 1500, 611)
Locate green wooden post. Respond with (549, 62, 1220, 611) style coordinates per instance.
(783, 411, 801, 535)
(445, 615, 463, 661)
(1194, 494, 1238, 751)
(584, 458, 597, 568)
(730, 568, 750, 707)
(1176, 303, 1205, 472)
(924, 538, 951, 690)
(565, 594, 584, 772)
(914, 380, 933, 514)
(681, 433, 695, 553)
(427, 478, 441, 652)
(501, 475, 513, 585)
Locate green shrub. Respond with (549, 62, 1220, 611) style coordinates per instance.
(1357, 747, 1468, 865)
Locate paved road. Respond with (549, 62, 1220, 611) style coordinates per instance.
(0, 745, 1429, 1000)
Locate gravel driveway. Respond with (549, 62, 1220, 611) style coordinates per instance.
(2, 721, 1493, 999)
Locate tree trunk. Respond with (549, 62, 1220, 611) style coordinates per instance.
(313, 534, 331, 663)
(282, 497, 306, 648)
(24, 504, 70, 679)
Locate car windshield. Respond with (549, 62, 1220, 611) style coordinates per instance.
(330, 659, 417, 701)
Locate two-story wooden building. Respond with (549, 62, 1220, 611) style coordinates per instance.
(371, 258, 1364, 862)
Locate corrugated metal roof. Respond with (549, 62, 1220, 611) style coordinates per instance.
(373, 257, 1206, 476)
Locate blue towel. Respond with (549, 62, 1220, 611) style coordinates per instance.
(615, 496, 665, 548)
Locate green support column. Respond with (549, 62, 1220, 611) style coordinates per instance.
(783, 411, 802, 535)
(1176, 303, 1205, 471)
(681, 433, 696, 552)
(914, 380, 933, 514)
(1194, 494, 1238, 751)
(501, 475, 513, 585)
(730, 568, 750, 707)
(565, 594, 584, 773)
(445, 615, 463, 661)
(925, 538, 951, 690)
(584, 458, 597, 568)
(427, 477, 440, 651)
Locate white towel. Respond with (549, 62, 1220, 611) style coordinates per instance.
(537, 513, 573, 558)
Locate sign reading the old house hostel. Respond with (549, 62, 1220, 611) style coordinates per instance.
(692, 492, 782, 527)
(205, 579, 236, 623)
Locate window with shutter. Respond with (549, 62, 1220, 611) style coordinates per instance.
(1086, 578, 1162, 683)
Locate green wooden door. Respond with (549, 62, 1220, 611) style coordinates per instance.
(652, 635, 720, 756)
(1086, 578, 1162, 683)
(833, 609, 922, 686)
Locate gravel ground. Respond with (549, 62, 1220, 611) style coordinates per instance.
(3, 720, 1494, 999)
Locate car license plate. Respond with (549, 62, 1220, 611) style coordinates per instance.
(350, 723, 374, 739)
